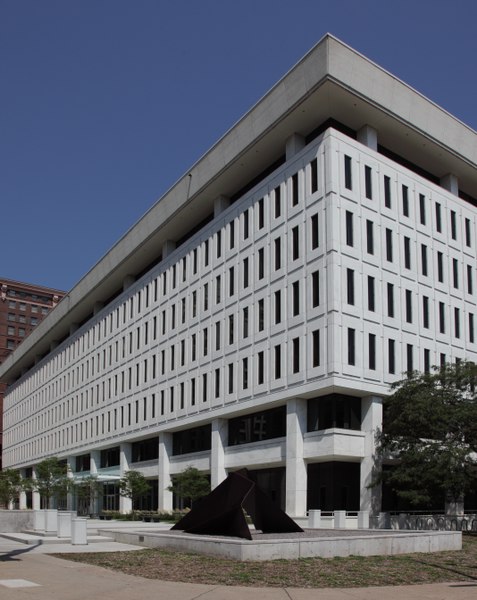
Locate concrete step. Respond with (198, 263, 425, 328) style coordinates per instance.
(0, 532, 115, 545)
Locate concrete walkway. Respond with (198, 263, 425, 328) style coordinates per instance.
(0, 538, 476, 600)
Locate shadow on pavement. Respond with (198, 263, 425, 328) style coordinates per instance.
(0, 540, 43, 561)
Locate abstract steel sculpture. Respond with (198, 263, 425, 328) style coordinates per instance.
(171, 468, 303, 540)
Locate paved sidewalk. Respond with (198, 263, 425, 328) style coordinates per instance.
(1, 539, 476, 600)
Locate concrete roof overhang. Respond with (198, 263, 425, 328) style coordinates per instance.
(2, 34, 476, 385)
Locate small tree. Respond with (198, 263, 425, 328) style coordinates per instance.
(30, 457, 71, 508)
(0, 468, 24, 508)
(74, 476, 102, 516)
(376, 362, 477, 508)
(168, 466, 210, 508)
(119, 470, 150, 514)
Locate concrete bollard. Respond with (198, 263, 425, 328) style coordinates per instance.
(357, 511, 369, 529)
(71, 518, 88, 545)
(45, 509, 58, 534)
(308, 509, 322, 529)
(33, 509, 45, 531)
(57, 512, 72, 538)
(334, 510, 346, 528)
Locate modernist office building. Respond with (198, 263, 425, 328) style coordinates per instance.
(2, 35, 477, 516)
(0, 278, 64, 470)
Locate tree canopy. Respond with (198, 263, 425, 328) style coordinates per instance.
(168, 466, 210, 508)
(377, 362, 477, 507)
(30, 457, 71, 508)
(119, 470, 150, 507)
(0, 468, 24, 507)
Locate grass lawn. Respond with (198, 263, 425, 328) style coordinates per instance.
(53, 533, 477, 588)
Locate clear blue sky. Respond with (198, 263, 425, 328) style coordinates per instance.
(2, 0, 477, 292)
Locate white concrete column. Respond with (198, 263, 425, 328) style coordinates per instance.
(66, 456, 75, 511)
(119, 443, 132, 514)
(19, 471, 28, 510)
(360, 396, 383, 516)
(211, 419, 227, 490)
(285, 398, 308, 518)
(214, 195, 231, 217)
(286, 133, 305, 160)
(31, 466, 41, 510)
(90, 450, 101, 515)
(357, 125, 378, 151)
(162, 240, 176, 259)
(158, 433, 173, 511)
(440, 173, 459, 196)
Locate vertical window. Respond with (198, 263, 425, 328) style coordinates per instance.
(229, 266, 235, 297)
(419, 194, 426, 225)
(215, 368, 220, 398)
(258, 299, 265, 332)
(243, 307, 249, 338)
(258, 198, 264, 229)
(311, 213, 319, 250)
(367, 333, 376, 371)
(435, 202, 442, 233)
(216, 230, 222, 258)
(258, 248, 265, 279)
(312, 271, 320, 308)
(386, 229, 393, 262)
(344, 155, 352, 190)
(455, 307, 461, 339)
(192, 291, 197, 318)
(242, 357, 249, 390)
(384, 175, 391, 208)
(274, 345, 281, 379)
(348, 328, 355, 366)
(229, 220, 235, 249)
(310, 158, 318, 193)
(258, 351, 265, 383)
(312, 330, 320, 367)
(204, 240, 209, 266)
(421, 244, 428, 277)
(274, 185, 281, 218)
(182, 257, 187, 282)
(405, 289, 412, 323)
(229, 314, 234, 345)
(467, 265, 473, 295)
(292, 338, 300, 373)
(203, 283, 209, 311)
(181, 298, 186, 324)
(388, 339, 395, 374)
(191, 333, 196, 361)
(274, 290, 281, 324)
(291, 173, 299, 206)
(366, 220, 374, 254)
(191, 379, 196, 406)
(216, 275, 221, 304)
(292, 281, 300, 316)
(215, 322, 221, 351)
(345, 211, 354, 247)
(406, 344, 413, 374)
(465, 218, 471, 247)
(453, 259, 459, 289)
(404, 237, 411, 269)
(469, 313, 475, 343)
(450, 210, 457, 240)
(364, 165, 372, 199)
(367, 276, 375, 312)
(424, 349, 431, 374)
(180, 339, 185, 366)
(203, 327, 208, 356)
(422, 296, 430, 329)
(243, 209, 249, 240)
(387, 283, 394, 318)
(437, 252, 444, 283)
(202, 373, 207, 403)
(274, 238, 281, 270)
(402, 185, 409, 217)
(292, 226, 299, 260)
(243, 257, 249, 288)
(440, 353, 446, 369)
(228, 364, 234, 394)
(439, 302, 445, 334)
(346, 269, 355, 305)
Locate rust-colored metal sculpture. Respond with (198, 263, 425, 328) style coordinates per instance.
(171, 469, 303, 540)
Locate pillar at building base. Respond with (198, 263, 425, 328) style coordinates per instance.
(285, 398, 307, 518)
(45, 509, 58, 534)
(159, 433, 173, 511)
(211, 419, 227, 490)
(71, 518, 88, 545)
(308, 509, 321, 529)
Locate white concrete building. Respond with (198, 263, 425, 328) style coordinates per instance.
(2, 35, 477, 517)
